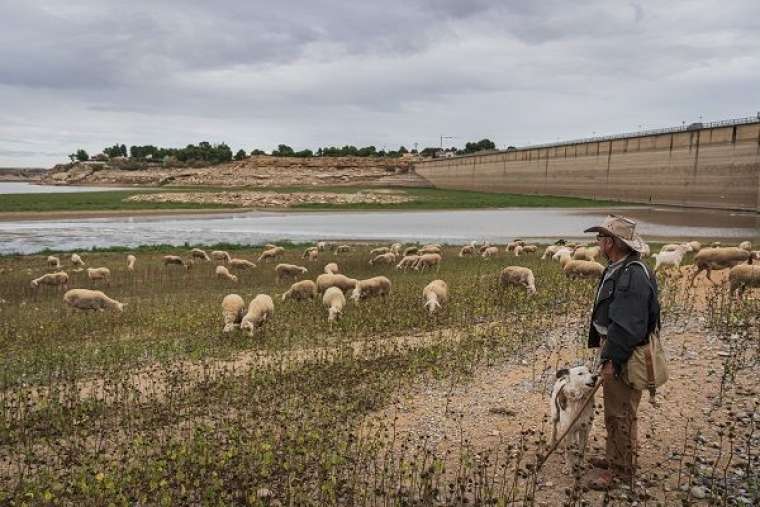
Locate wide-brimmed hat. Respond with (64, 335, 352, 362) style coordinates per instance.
(584, 215, 646, 253)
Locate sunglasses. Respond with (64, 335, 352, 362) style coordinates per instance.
(596, 234, 611, 240)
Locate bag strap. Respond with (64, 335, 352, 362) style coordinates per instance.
(626, 260, 662, 402)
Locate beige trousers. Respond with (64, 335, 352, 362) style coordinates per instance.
(603, 373, 642, 477)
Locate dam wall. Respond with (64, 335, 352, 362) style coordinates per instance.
(415, 119, 760, 211)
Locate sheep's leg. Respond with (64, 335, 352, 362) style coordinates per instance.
(690, 267, 703, 286)
(706, 269, 718, 285)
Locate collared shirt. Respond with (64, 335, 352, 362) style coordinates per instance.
(593, 254, 630, 335)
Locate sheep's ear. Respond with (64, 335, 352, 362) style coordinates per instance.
(556, 368, 569, 379)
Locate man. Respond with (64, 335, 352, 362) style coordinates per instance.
(583, 215, 660, 489)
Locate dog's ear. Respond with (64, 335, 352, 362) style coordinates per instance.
(555, 368, 569, 379)
(557, 389, 568, 411)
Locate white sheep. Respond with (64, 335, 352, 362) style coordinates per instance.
(654, 245, 689, 273)
(559, 253, 605, 279)
(403, 246, 419, 256)
(422, 279, 449, 314)
(414, 253, 442, 272)
(240, 294, 274, 336)
(210, 250, 232, 263)
(323, 286, 346, 324)
(303, 246, 319, 259)
(739, 241, 752, 252)
(257, 246, 285, 263)
(572, 246, 601, 262)
(191, 248, 211, 261)
(221, 294, 245, 332)
(229, 258, 257, 270)
(163, 255, 192, 271)
(305, 249, 319, 262)
(334, 245, 351, 255)
(418, 245, 442, 255)
(660, 243, 685, 253)
(87, 267, 111, 286)
(458, 245, 475, 257)
(63, 289, 125, 312)
(315, 273, 358, 293)
(541, 245, 561, 260)
(522, 245, 538, 254)
(369, 252, 396, 266)
(47, 256, 61, 269)
(513, 245, 524, 257)
(31, 271, 69, 290)
(686, 241, 702, 252)
(481, 246, 499, 259)
(390, 243, 402, 256)
(395, 255, 420, 271)
(264, 243, 278, 250)
(728, 264, 760, 300)
(323, 262, 339, 275)
(127, 254, 136, 271)
(71, 253, 86, 267)
(691, 247, 752, 285)
(282, 280, 318, 301)
(552, 247, 574, 261)
(215, 265, 238, 283)
(499, 266, 536, 295)
(369, 246, 390, 257)
(350, 276, 392, 302)
(275, 263, 308, 284)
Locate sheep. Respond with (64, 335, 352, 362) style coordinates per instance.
(334, 245, 351, 255)
(572, 246, 601, 262)
(481, 246, 499, 259)
(499, 266, 536, 295)
(711, 241, 722, 248)
(163, 255, 192, 271)
(306, 249, 319, 262)
(281, 280, 318, 301)
(47, 256, 61, 269)
(513, 245, 524, 257)
(369, 252, 396, 266)
(414, 253, 442, 272)
(350, 276, 392, 302)
(654, 246, 689, 273)
(126, 254, 136, 271)
(541, 245, 561, 260)
(87, 267, 111, 286)
(215, 265, 238, 283)
(395, 255, 420, 271)
(71, 253, 85, 267)
(418, 245, 442, 255)
(191, 248, 211, 261)
(422, 279, 449, 314)
(403, 246, 418, 257)
(390, 243, 402, 256)
(506, 240, 525, 251)
(210, 250, 232, 263)
(728, 264, 760, 300)
(690, 247, 752, 285)
(63, 289, 124, 312)
(323, 262, 339, 275)
(559, 253, 604, 279)
(257, 246, 285, 263)
(640, 243, 651, 258)
(369, 246, 390, 257)
(31, 271, 69, 290)
(240, 294, 274, 336)
(264, 243, 278, 250)
(686, 241, 702, 252)
(739, 241, 752, 252)
(660, 243, 684, 253)
(275, 263, 308, 284)
(522, 245, 538, 254)
(315, 273, 358, 293)
(479, 242, 492, 254)
(316, 241, 327, 251)
(552, 247, 574, 261)
(229, 258, 257, 270)
(303, 246, 319, 259)
(323, 286, 346, 324)
(221, 294, 245, 332)
(459, 245, 476, 257)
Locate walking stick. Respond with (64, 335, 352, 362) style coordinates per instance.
(536, 376, 604, 470)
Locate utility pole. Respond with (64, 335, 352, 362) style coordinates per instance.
(440, 135, 455, 149)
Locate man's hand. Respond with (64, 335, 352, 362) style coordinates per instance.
(601, 361, 615, 381)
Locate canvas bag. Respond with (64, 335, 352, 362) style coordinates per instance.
(620, 261, 668, 400)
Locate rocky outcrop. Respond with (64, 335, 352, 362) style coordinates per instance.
(125, 190, 414, 208)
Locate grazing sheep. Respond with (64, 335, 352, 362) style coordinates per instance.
(369, 252, 396, 266)
(640, 243, 651, 258)
(691, 247, 752, 285)
(323, 286, 346, 323)
(390, 243, 402, 256)
(275, 263, 308, 284)
(316, 241, 327, 251)
(240, 294, 274, 336)
(281, 280, 318, 301)
(499, 266, 536, 295)
(403, 246, 419, 256)
(506, 240, 525, 252)
(221, 294, 245, 332)
(479, 242, 492, 254)
(264, 243, 278, 250)
(459, 245, 476, 257)
(422, 279, 449, 314)
(522, 245, 538, 254)
(306, 249, 319, 262)
(210, 250, 232, 263)
(31, 271, 69, 290)
(315, 273, 358, 293)
(481, 246, 499, 259)
(229, 258, 257, 270)
(71, 253, 86, 267)
(418, 245, 442, 255)
(369, 246, 390, 257)
(559, 253, 604, 279)
(739, 241, 752, 252)
(303, 246, 319, 259)
(654, 246, 689, 273)
(711, 241, 722, 248)
(63, 289, 124, 312)
(87, 267, 111, 286)
(551, 247, 574, 261)
(513, 245, 524, 257)
(686, 241, 702, 253)
(572, 246, 601, 262)
(215, 265, 239, 283)
(163, 255, 192, 270)
(126, 254, 136, 271)
(660, 243, 684, 253)
(334, 245, 351, 255)
(728, 264, 760, 300)
(414, 253, 442, 272)
(257, 246, 285, 263)
(323, 262, 339, 275)
(395, 255, 420, 271)
(542, 245, 562, 260)
(350, 276, 392, 302)
(191, 248, 211, 261)
(47, 256, 61, 269)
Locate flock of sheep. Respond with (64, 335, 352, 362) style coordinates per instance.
(27, 237, 759, 335)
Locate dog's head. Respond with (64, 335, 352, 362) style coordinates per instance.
(556, 366, 598, 401)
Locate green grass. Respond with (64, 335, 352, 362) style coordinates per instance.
(0, 185, 628, 213)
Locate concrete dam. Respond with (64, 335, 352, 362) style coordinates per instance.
(415, 117, 760, 212)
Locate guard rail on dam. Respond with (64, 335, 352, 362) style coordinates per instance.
(414, 117, 760, 212)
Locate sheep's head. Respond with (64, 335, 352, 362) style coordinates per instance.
(114, 302, 125, 313)
(527, 284, 537, 296)
(30, 279, 39, 289)
(240, 319, 254, 335)
(350, 287, 362, 302)
(231, 275, 239, 283)
(424, 298, 441, 314)
(281, 292, 289, 302)
(328, 306, 341, 322)
(222, 323, 237, 333)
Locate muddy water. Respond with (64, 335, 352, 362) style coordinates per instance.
(0, 182, 129, 194)
(0, 207, 756, 255)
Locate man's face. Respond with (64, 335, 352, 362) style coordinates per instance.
(596, 234, 612, 260)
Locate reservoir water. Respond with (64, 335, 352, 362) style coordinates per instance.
(0, 182, 129, 194)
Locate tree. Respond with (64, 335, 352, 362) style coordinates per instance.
(250, 149, 267, 156)
(398, 146, 408, 154)
(75, 149, 89, 161)
(234, 149, 247, 161)
(463, 138, 496, 154)
(293, 149, 313, 158)
(103, 144, 126, 158)
(271, 144, 294, 157)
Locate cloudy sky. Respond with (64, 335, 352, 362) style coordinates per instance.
(1, 0, 759, 167)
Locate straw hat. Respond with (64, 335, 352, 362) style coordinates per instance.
(584, 215, 646, 253)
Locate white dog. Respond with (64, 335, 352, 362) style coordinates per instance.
(550, 365, 598, 472)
